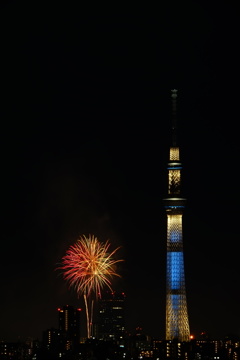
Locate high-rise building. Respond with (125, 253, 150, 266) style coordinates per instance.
(97, 291, 126, 341)
(42, 327, 62, 352)
(163, 89, 190, 342)
(58, 305, 82, 349)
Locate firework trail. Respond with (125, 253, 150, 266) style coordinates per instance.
(58, 234, 123, 338)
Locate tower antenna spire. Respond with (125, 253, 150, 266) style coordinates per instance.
(171, 89, 178, 147)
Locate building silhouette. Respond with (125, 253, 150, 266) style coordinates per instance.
(163, 89, 190, 342)
(97, 291, 126, 341)
(58, 305, 81, 350)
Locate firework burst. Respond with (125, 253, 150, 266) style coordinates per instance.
(60, 234, 123, 297)
(57, 234, 124, 338)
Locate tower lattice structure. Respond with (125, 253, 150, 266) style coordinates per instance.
(163, 89, 190, 342)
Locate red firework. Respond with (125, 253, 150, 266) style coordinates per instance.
(59, 234, 123, 298)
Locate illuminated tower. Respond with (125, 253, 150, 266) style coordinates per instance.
(163, 89, 190, 342)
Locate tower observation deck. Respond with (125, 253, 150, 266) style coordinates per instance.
(163, 89, 190, 342)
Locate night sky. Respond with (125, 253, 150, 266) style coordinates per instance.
(1, 2, 240, 342)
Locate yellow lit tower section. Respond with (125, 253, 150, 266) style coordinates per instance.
(163, 89, 190, 342)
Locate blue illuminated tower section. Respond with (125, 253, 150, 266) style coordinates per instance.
(164, 89, 190, 342)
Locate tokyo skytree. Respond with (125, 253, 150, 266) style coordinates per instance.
(163, 89, 190, 342)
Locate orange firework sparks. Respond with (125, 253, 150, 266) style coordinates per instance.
(60, 234, 123, 298)
(57, 234, 124, 338)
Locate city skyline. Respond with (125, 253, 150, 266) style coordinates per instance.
(1, 2, 240, 342)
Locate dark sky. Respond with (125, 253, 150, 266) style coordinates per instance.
(1, 2, 240, 342)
